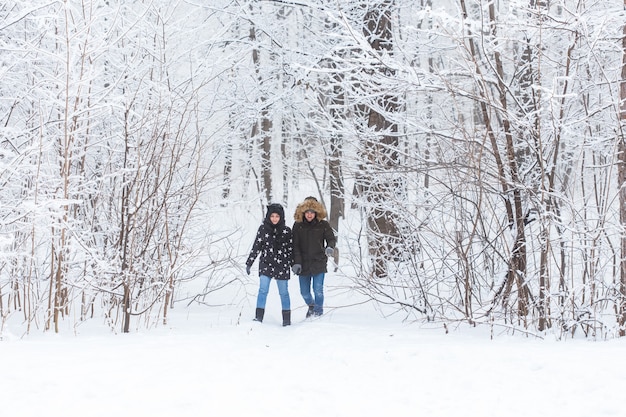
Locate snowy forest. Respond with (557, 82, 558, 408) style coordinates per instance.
(1, 0, 626, 339)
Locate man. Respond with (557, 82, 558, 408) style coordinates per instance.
(291, 196, 336, 318)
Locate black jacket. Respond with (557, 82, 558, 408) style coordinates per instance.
(246, 204, 293, 280)
(292, 198, 336, 276)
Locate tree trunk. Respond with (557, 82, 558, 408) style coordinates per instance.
(250, 20, 273, 203)
(362, 1, 402, 279)
(460, 0, 529, 318)
(328, 132, 344, 269)
(327, 63, 346, 268)
(618, 0, 626, 336)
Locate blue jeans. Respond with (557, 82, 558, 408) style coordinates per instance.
(299, 273, 325, 315)
(256, 275, 290, 310)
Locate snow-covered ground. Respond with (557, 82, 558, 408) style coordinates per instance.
(2, 276, 625, 417)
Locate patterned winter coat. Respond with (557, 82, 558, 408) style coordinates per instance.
(246, 204, 293, 280)
(292, 197, 336, 276)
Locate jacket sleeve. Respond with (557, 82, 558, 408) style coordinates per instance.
(246, 225, 264, 267)
(286, 228, 294, 266)
(292, 223, 302, 265)
(323, 221, 337, 249)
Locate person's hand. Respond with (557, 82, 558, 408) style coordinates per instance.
(325, 247, 334, 257)
(246, 265, 251, 275)
(291, 264, 302, 274)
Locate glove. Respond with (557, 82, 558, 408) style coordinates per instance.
(325, 247, 334, 257)
(246, 265, 251, 275)
(291, 264, 302, 275)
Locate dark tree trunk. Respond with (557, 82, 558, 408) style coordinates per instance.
(618, 0, 626, 336)
(362, 1, 402, 279)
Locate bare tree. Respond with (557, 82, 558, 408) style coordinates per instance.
(3, 0, 626, 339)
(356, 1, 403, 279)
(619, 0, 626, 336)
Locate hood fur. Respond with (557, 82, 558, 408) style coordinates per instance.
(293, 197, 327, 223)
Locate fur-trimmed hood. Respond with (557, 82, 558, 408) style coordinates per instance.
(293, 197, 327, 223)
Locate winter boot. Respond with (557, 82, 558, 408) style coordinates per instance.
(282, 310, 291, 327)
(254, 308, 265, 323)
(305, 304, 314, 318)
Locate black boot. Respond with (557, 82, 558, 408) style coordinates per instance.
(306, 304, 314, 318)
(254, 308, 264, 322)
(282, 310, 291, 326)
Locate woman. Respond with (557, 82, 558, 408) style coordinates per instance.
(291, 196, 336, 318)
(246, 203, 293, 326)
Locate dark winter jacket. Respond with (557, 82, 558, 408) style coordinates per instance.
(246, 204, 293, 280)
(292, 197, 336, 276)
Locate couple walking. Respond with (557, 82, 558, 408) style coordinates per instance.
(245, 196, 336, 326)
